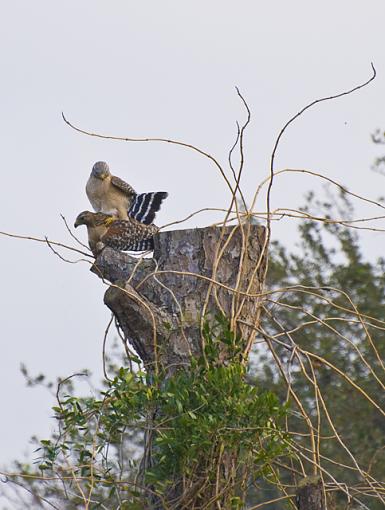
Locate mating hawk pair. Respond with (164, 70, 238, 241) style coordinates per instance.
(75, 161, 167, 255)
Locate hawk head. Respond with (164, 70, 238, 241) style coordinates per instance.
(91, 161, 110, 180)
(74, 211, 96, 228)
(74, 211, 115, 228)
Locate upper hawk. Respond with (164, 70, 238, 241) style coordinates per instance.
(86, 161, 168, 224)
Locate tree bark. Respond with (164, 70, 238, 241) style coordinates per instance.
(296, 476, 330, 510)
(92, 222, 266, 374)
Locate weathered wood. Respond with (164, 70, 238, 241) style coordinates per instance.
(92, 223, 266, 373)
(296, 476, 328, 510)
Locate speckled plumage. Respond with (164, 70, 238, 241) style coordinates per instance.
(101, 218, 158, 251)
(74, 210, 158, 255)
(86, 161, 168, 223)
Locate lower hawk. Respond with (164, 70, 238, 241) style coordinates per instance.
(74, 211, 158, 255)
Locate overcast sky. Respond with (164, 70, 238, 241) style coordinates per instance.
(1, 0, 385, 483)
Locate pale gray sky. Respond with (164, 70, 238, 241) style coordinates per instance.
(1, 0, 385, 472)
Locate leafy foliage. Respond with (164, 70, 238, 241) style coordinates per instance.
(147, 326, 288, 496)
(2, 320, 288, 509)
(258, 189, 385, 509)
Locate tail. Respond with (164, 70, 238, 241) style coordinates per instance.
(128, 192, 168, 224)
(130, 238, 155, 251)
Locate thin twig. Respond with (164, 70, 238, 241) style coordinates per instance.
(60, 214, 90, 250)
(102, 314, 114, 382)
(0, 230, 93, 258)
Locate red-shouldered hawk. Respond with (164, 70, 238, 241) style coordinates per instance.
(86, 161, 168, 223)
(74, 211, 158, 255)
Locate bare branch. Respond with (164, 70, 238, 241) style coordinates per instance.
(60, 214, 90, 250)
(61, 112, 236, 198)
(0, 230, 93, 259)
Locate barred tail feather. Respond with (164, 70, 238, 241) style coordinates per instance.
(103, 234, 155, 252)
(129, 192, 168, 224)
(130, 238, 155, 251)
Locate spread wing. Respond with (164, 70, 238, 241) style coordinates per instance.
(111, 175, 137, 197)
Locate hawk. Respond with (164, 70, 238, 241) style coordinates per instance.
(86, 161, 168, 223)
(74, 211, 158, 255)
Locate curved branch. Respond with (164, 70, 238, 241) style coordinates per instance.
(61, 113, 235, 197)
(252, 63, 377, 239)
(0, 230, 93, 259)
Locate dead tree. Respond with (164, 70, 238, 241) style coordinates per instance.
(92, 222, 267, 508)
(93, 223, 266, 375)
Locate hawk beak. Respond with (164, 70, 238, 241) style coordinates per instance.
(74, 219, 80, 228)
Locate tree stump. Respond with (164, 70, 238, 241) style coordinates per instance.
(92, 222, 266, 508)
(92, 223, 266, 374)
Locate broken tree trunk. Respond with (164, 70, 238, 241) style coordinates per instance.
(92, 222, 266, 508)
(93, 222, 266, 374)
